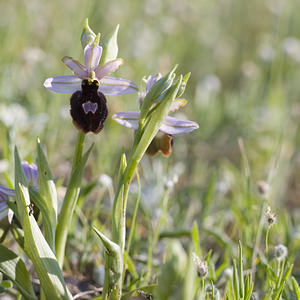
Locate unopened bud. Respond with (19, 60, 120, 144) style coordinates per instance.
(81, 19, 97, 49)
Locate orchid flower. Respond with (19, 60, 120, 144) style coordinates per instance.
(0, 162, 38, 221)
(44, 43, 138, 133)
(113, 74, 199, 156)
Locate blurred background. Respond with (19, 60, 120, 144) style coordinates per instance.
(0, 0, 299, 289)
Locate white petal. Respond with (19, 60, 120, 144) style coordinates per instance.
(95, 59, 123, 79)
(84, 44, 102, 71)
(112, 112, 140, 130)
(99, 76, 138, 95)
(169, 98, 187, 112)
(160, 116, 199, 135)
(44, 75, 82, 94)
(62, 56, 88, 79)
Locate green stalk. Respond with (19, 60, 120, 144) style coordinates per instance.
(147, 187, 170, 280)
(55, 131, 85, 267)
(125, 170, 141, 255)
(104, 75, 182, 300)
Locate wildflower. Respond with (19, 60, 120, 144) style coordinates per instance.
(265, 206, 276, 226)
(257, 180, 270, 197)
(192, 253, 208, 278)
(44, 43, 138, 134)
(113, 74, 199, 156)
(274, 244, 288, 261)
(0, 162, 39, 221)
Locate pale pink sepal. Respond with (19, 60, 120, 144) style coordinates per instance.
(62, 57, 88, 79)
(145, 74, 162, 93)
(99, 76, 138, 95)
(43, 75, 82, 94)
(160, 116, 199, 135)
(112, 111, 140, 130)
(95, 59, 124, 80)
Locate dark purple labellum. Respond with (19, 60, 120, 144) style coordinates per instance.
(146, 131, 173, 157)
(70, 79, 108, 134)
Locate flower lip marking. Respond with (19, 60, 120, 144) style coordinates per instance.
(70, 79, 108, 134)
(82, 101, 98, 114)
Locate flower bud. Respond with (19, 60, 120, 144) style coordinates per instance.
(81, 18, 97, 49)
(274, 244, 288, 261)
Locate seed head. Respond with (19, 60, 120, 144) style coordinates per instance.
(274, 244, 288, 261)
(192, 253, 208, 278)
(257, 180, 270, 197)
(265, 206, 276, 226)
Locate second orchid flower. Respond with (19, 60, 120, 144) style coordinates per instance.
(113, 74, 199, 156)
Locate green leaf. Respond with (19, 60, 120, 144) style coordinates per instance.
(93, 226, 122, 300)
(112, 153, 127, 246)
(232, 259, 239, 300)
(182, 247, 196, 300)
(0, 245, 36, 300)
(238, 241, 244, 299)
(36, 140, 57, 251)
(18, 183, 72, 299)
(14, 147, 28, 226)
(291, 276, 300, 299)
(99, 24, 119, 65)
(124, 252, 138, 279)
(192, 220, 201, 257)
(273, 263, 293, 300)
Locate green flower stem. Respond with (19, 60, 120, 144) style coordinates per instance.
(55, 131, 85, 267)
(105, 76, 182, 300)
(146, 187, 170, 280)
(125, 170, 141, 256)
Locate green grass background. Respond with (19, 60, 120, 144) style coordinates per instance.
(0, 0, 299, 297)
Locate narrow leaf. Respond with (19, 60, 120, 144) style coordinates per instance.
(0, 245, 37, 300)
(37, 140, 57, 251)
(192, 220, 201, 257)
(17, 183, 72, 299)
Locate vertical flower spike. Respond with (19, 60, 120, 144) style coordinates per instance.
(44, 22, 138, 134)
